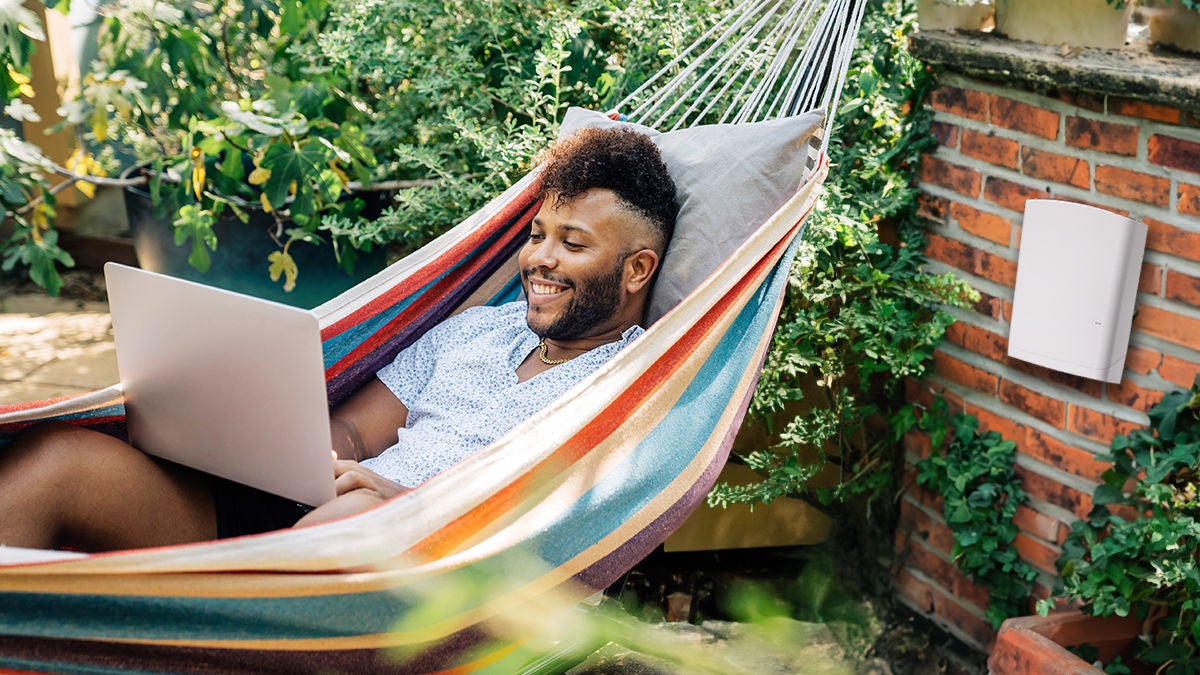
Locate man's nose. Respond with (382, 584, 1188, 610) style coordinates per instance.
(526, 239, 557, 268)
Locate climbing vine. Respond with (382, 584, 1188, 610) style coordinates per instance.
(911, 399, 1038, 629)
(708, 0, 977, 510)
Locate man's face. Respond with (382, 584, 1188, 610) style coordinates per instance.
(520, 189, 639, 341)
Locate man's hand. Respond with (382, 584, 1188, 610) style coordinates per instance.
(333, 459, 409, 500)
(293, 460, 409, 528)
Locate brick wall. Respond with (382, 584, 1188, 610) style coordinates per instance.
(896, 70, 1200, 650)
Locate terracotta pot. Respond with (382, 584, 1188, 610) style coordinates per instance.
(1145, 4, 1200, 53)
(917, 0, 996, 31)
(989, 610, 1142, 674)
(995, 0, 1134, 49)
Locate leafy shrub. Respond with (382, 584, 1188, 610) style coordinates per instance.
(1043, 381, 1200, 674)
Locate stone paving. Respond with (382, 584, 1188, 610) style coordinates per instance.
(0, 282, 118, 406)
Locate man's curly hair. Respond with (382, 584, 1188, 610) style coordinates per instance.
(537, 127, 678, 252)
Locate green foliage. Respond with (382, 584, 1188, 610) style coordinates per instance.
(312, 0, 730, 253)
(1041, 381, 1200, 674)
(912, 400, 1037, 628)
(708, 0, 977, 509)
(5, 0, 728, 293)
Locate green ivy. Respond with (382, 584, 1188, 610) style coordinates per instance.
(1042, 381, 1200, 674)
(913, 399, 1037, 629)
(707, 0, 977, 510)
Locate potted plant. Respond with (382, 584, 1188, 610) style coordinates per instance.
(917, 0, 996, 32)
(1141, 0, 1200, 53)
(995, 0, 1134, 49)
(1018, 381, 1200, 674)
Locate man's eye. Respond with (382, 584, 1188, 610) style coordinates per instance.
(527, 232, 544, 243)
(563, 241, 583, 250)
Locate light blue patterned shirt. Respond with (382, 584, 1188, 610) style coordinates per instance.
(361, 301, 642, 487)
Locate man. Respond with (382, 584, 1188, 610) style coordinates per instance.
(0, 126, 679, 551)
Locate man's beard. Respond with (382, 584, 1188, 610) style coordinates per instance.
(525, 257, 626, 340)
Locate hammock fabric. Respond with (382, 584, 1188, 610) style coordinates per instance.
(0, 0, 861, 670)
(0, 163, 825, 673)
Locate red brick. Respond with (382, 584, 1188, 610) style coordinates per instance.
(1148, 134, 1200, 175)
(1095, 165, 1171, 207)
(972, 289, 1005, 321)
(1160, 354, 1200, 388)
(961, 129, 1020, 170)
(999, 379, 1067, 427)
(895, 568, 936, 614)
(1054, 91, 1105, 113)
(921, 156, 983, 197)
(1015, 532, 1060, 575)
(905, 537, 987, 609)
(917, 192, 950, 222)
(934, 350, 999, 395)
(1023, 427, 1108, 483)
(1181, 183, 1200, 217)
(1134, 305, 1200, 352)
(1145, 217, 1200, 263)
(944, 321, 1008, 362)
(950, 202, 1013, 246)
(1066, 116, 1139, 157)
(966, 404, 1025, 447)
(1140, 263, 1163, 295)
(1111, 99, 1183, 124)
(1003, 357, 1105, 399)
(1125, 347, 1162, 375)
(1001, 299, 1014, 323)
(1014, 504, 1063, 543)
(899, 497, 956, 553)
(1107, 380, 1165, 413)
(991, 96, 1059, 140)
(1166, 269, 1200, 307)
(1016, 466, 1094, 519)
(926, 233, 1018, 286)
(952, 573, 993, 615)
(931, 590, 997, 649)
(904, 429, 934, 460)
(1067, 405, 1143, 446)
(930, 86, 990, 123)
(931, 120, 959, 148)
(984, 176, 1051, 213)
(1020, 147, 1090, 189)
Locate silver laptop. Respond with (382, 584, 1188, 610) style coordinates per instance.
(104, 262, 337, 506)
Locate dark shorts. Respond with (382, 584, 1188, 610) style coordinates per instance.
(207, 475, 314, 539)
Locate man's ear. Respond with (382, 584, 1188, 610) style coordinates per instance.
(624, 249, 660, 294)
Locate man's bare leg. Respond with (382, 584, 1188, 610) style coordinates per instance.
(0, 422, 217, 551)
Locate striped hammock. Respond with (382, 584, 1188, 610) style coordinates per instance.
(0, 0, 863, 671)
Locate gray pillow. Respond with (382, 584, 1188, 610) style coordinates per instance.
(558, 107, 825, 324)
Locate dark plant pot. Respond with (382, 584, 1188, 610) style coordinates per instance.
(989, 610, 1142, 674)
(123, 181, 390, 309)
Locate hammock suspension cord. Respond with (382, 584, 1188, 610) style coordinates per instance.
(615, 0, 866, 149)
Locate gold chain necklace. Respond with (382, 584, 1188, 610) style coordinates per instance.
(538, 339, 571, 365)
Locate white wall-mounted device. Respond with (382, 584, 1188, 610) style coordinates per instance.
(1007, 200, 1147, 383)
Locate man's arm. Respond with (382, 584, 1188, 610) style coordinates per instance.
(329, 378, 409, 462)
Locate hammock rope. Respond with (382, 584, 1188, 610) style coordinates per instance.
(618, 0, 866, 143)
(0, 1, 867, 672)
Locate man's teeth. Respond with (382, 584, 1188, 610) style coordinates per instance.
(532, 283, 565, 295)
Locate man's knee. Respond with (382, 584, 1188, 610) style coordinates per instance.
(6, 422, 125, 480)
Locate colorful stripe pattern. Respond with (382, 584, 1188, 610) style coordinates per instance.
(0, 161, 827, 673)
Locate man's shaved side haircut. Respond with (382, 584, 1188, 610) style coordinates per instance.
(537, 127, 679, 253)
